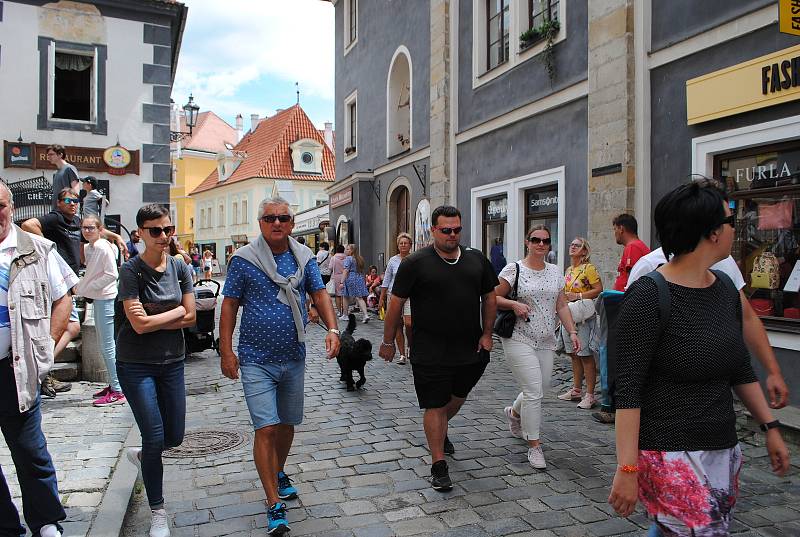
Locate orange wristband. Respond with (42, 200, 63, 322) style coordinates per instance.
(619, 464, 639, 473)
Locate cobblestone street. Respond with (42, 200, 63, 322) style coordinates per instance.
(120, 313, 800, 537)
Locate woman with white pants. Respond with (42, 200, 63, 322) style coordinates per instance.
(495, 225, 580, 469)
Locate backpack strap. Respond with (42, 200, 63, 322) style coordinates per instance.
(710, 269, 742, 327)
(642, 270, 670, 343)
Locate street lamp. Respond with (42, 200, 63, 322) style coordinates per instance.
(170, 94, 200, 142)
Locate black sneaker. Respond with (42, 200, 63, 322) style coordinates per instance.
(443, 436, 455, 455)
(431, 460, 452, 491)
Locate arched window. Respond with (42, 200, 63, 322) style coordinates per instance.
(387, 47, 412, 157)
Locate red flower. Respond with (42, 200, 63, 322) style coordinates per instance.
(638, 451, 712, 529)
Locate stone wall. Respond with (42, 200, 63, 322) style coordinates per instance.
(429, 0, 450, 208)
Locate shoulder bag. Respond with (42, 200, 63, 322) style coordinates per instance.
(566, 264, 596, 324)
(493, 262, 519, 338)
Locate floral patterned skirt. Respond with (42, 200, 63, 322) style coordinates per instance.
(638, 445, 742, 537)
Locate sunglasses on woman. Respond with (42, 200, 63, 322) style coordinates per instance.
(260, 214, 292, 223)
(141, 226, 176, 238)
(528, 236, 552, 245)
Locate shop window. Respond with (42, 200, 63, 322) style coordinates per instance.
(483, 195, 508, 274)
(487, 0, 510, 70)
(717, 141, 800, 330)
(525, 187, 559, 264)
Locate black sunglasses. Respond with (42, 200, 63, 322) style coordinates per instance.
(718, 214, 735, 228)
(142, 226, 176, 238)
(436, 226, 462, 235)
(528, 236, 552, 245)
(260, 214, 292, 223)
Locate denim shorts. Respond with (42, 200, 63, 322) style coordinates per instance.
(69, 301, 79, 323)
(240, 359, 305, 429)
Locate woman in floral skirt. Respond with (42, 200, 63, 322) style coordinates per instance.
(609, 179, 790, 536)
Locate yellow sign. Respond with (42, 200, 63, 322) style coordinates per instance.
(780, 0, 800, 36)
(103, 146, 131, 169)
(686, 44, 800, 125)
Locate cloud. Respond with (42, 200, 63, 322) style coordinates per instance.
(173, 0, 334, 122)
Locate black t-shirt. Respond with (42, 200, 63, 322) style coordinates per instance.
(391, 245, 498, 366)
(116, 255, 194, 364)
(614, 275, 758, 451)
(38, 210, 81, 275)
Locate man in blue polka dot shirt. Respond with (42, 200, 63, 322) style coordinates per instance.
(219, 196, 340, 534)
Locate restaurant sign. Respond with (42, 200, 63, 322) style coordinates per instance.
(330, 187, 353, 209)
(3, 141, 140, 175)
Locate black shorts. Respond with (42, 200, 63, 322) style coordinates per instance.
(411, 356, 489, 409)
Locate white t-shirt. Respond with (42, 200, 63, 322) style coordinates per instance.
(316, 249, 332, 276)
(498, 261, 563, 350)
(627, 247, 745, 290)
(0, 227, 76, 358)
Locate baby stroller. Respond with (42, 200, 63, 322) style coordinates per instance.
(184, 279, 220, 355)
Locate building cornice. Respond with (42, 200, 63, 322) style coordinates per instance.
(372, 146, 431, 176)
(326, 172, 374, 195)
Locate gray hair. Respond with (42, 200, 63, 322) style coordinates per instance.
(0, 181, 12, 206)
(258, 196, 295, 219)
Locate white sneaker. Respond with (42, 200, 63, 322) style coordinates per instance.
(39, 524, 61, 537)
(577, 393, 597, 410)
(150, 508, 170, 537)
(362, 315, 370, 323)
(504, 406, 523, 438)
(127, 447, 142, 471)
(527, 446, 546, 469)
(339, 314, 348, 321)
(397, 355, 407, 365)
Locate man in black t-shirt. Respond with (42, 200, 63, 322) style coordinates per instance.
(380, 205, 498, 491)
(23, 188, 82, 274)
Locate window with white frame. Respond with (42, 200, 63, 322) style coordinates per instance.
(345, 0, 358, 51)
(344, 91, 358, 160)
(387, 48, 412, 157)
(200, 208, 205, 229)
(219, 203, 225, 227)
(233, 201, 239, 224)
(242, 199, 249, 223)
(487, 0, 510, 71)
(473, 0, 565, 86)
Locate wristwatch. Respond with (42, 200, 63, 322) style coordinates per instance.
(328, 328, 340, 336)
(760, 420, 781, 432)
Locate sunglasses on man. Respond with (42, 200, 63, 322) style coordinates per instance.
(141, 226, 176, 238)
(436, 226, 462, 235)
(528, 236, 552, 245)
(60, 197, 80, 205)
(260, 214, 292, 223)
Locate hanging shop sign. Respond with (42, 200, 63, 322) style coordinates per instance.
(779, 0, 800, 37)
(3, 141, 35, 168)
(103, 146, 133, 175)
(2, 141, 140, 175)
(330, 187, 352, 209)
(686, 43, 800, 125)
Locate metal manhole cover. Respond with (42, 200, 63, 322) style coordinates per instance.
(163, 429, 249, 458)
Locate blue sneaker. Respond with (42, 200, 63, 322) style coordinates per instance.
(267, 502, 289, 534)
(277, 471, 298, 500)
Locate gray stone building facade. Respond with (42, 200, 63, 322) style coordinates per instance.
(328, 0, 800, 398)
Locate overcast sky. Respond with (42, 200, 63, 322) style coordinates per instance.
(172, 0, 335, 131)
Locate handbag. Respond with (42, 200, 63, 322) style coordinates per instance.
(750, 298, 775, 317)
(568, 298, 596, 324)
(751, 252, 780, 289)
(493, 263, 519, 338)
(757, 200, 793, 230)
(326, 278, 336, 295)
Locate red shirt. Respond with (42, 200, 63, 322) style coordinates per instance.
(614, 239, 650, 291)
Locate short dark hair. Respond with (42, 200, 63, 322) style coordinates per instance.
(297, 236, 305, 244)
(612, 213, 638, 235)
(431, 205, 461, 227)
(136, 203, 170, 228)
(655, 178, 729, 259)
(57, 187, 76, 201)
(47, 144, 66, 159)
(335, 244, 345, 254)
(83, 176, 98, 188)
(320, 242, 329, 250)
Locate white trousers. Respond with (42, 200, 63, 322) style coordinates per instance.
(502, 338, 555, 441)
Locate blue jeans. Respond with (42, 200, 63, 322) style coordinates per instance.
(598, 343, 611, 409)
(94, 299, 120, 392)
(0, 359, 65, 537)
(117, 360, 186, 509)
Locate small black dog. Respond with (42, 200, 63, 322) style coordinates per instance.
(337, 314, 373, 391)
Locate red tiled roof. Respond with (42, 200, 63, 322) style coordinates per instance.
(190, 105, 335, 195)
(172, 111, 237, 154)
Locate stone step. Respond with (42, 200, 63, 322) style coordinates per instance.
(51, 361, 79, 381)
(55, 339, 82, 363)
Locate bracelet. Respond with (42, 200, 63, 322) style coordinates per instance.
(619, 464, 639, 473)
(380, 341, 395, 348)
(760, 419, 781, 432)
